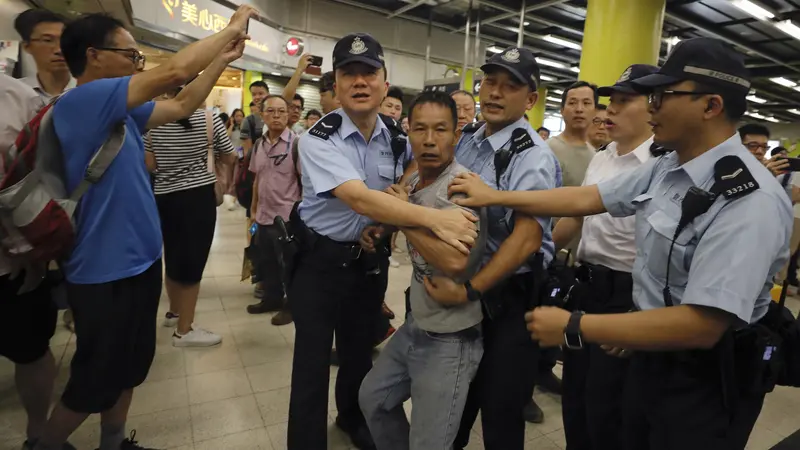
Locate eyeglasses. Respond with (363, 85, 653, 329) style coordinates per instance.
(648, 90, 715, 111)
(744, 142, 769, 152)
(264, 108, 288, 116)
(94, 47, 146, 70)
(592, 118, 606, 126)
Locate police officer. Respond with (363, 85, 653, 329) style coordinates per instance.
(423, 46, 561, 450)
(449, 37, 791, 450)
(288, 33, 477, 450)
(552, 64, 658, 450)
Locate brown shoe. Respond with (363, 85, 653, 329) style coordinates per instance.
(271, 308, 293, 326)
(247, 298, 282, 314)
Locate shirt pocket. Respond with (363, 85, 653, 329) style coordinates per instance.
(378, 164, 397, 183)
(644, 209, 693, 284)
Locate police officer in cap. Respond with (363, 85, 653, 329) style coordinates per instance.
(288, 33, 477, 449)
(449, 37, 791, 450)
(553, 63, 658, 450)
(423, 46, 561, 450)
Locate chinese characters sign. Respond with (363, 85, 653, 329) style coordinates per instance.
(162, 0, 229, 33)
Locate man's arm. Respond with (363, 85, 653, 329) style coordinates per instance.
(402, 227, 470, 278)
(553, 216, 583, 251)
(127, 5, 256, 111)
(250, 172, 259, 222)
(147, 48, 242, 129)
(281, 55, 312, 102)
(470, 215, 542, 293)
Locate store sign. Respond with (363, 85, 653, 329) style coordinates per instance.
(133, 0, 282, 63)
(423, 77, 462, 94)
(285, 38, 304, 57)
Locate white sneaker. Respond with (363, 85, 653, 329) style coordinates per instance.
(173, 328, 222, 347)
(389, 256, 400, 268)
(163, 312, 179, 328)
(392, 246, 404, 254)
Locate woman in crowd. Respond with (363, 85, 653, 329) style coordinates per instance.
(145, 87, 236, 347)
(225, 108, 246, 209)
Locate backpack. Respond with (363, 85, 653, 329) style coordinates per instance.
(0, 99, 125, 267)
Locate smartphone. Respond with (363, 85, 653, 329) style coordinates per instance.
(249, 223, 257, 236)
(309, 55, 323, 67)
(245, 18, 250, 34)
(778, 157, 800, 172)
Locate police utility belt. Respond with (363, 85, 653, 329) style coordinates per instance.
(655, 155, 798, 402)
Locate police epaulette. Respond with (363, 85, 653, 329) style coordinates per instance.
(510, 128, 535, 154)
(379, 113, 405, 137)
(462, 121, 484, 134)
(711, 155, 759, 200)
(597, 143, 610, 152)
(308, 113, 342, 141)
(649, 143, 672, 157)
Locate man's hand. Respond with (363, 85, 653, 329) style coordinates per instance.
(600, 345, 633, 358)
(295, 54, 314, 74)
(226, 4, 259, 37)
(220, 39, 247, 64)
(448, 172, 498, 208)
(765, 158, 790, 177)
(525, 306, 571, 347)
(423, 276, 468, 306)
(359, 225, 385, 253)
(385, 184, 410, 203)
(429, 208, 477, 255)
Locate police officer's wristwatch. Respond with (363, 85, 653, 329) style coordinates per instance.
(563, 311, 585, 350)
(464, 281, 482, 302)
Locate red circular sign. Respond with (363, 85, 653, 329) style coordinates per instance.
(285, 38, 303, 57)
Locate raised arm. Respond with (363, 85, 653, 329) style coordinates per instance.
(281, 55, 312, 103)
(127, 5, 257, 111)
(147, 42, 245, 129)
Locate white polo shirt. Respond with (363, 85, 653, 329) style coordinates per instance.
(20, 74, 76, 102)
(577, 136, 654, 272)
(0, 75, 46, 276)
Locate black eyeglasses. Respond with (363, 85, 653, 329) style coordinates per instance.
(592, 118, 606, 126)
(648, 90, 715, 110)
(94, 47, 146, 70)
(744, 142, 769, 152)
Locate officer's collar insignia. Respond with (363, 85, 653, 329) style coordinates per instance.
(350, 37, 367, 55)
(510, 128, 534, 154)
(501, 48, 520, 63)
(617, 67, 632, 83)
(649, 143, 672, 157)
(308, 113, 342, 141)
(378, 113, 405, 137)
(710, 155, 759, 200)
(462, 121, 483, 134)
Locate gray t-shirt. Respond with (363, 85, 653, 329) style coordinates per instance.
(547, 135, 595, 187)
(407, 160, 486, 333)
(240, 114, 264, 142)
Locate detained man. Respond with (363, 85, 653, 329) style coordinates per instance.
(359, 91, 486, 450)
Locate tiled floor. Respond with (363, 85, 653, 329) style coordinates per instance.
(1, 207, 800, 449)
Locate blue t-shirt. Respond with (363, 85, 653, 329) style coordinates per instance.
(53, 76, 161, 284)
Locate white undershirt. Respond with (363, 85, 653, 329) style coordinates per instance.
(576, 137, 654, 272)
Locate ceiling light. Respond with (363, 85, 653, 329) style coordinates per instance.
(731, 0, 774, 20)
(540, 74, 556, 81)
(535, 57, 568, 69)
(543, 34, 582, 50)
(570, 66, 581, 73)
(270, 72, 281, 76)
(775, 20, 800, 40)
(506, 26, 520, 33)
(487, 45, 504, 54)
(764, 116, 780, 123)
(524, 21, 530, 26)
(770, 77, 797, 88)
(789, 109, 800, 116)
(552, 89, 564, 95)
(746, 95, 767, 104)
(546, 96, 561, 103)
(748, 112, 766, 119)
(311, 77, 320, 82)
(666, 36, 681, 46)
(795, 86, 800, 93)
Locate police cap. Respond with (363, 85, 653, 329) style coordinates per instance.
(598, 64, 659, 96)
(332, 33, 385, 71)
(631, 37, 751, 95)
(481, 46, 540, 91)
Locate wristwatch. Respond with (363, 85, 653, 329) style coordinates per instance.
(464, 281, 482, 303)
(563, 311, 585, 350)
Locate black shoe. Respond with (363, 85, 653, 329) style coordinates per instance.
(335, 416, 376, 450)
(23, 441, 77, 450)
(523, 399, 544, 424)
(330, 349, 339, 366)
(246, 298, 282, 314)
(537, 371, 562, 395)
(120, 430, 160, 450)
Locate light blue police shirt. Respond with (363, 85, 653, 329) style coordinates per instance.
(598, 134, 792, 324)
(455, 117, 561, 272)
(297, 109, 404, 242)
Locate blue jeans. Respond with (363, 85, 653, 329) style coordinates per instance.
(359, 315, 483, 450)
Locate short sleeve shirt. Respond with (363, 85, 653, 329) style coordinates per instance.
(597, 134, 792, 324)
(53, 76, 161, 284)
(250, 129, 301, 225)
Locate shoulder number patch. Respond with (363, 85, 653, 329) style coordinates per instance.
(510, 128, 535, 154)
(711, 155, 759, 200)
(308, 114, 343, 141)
